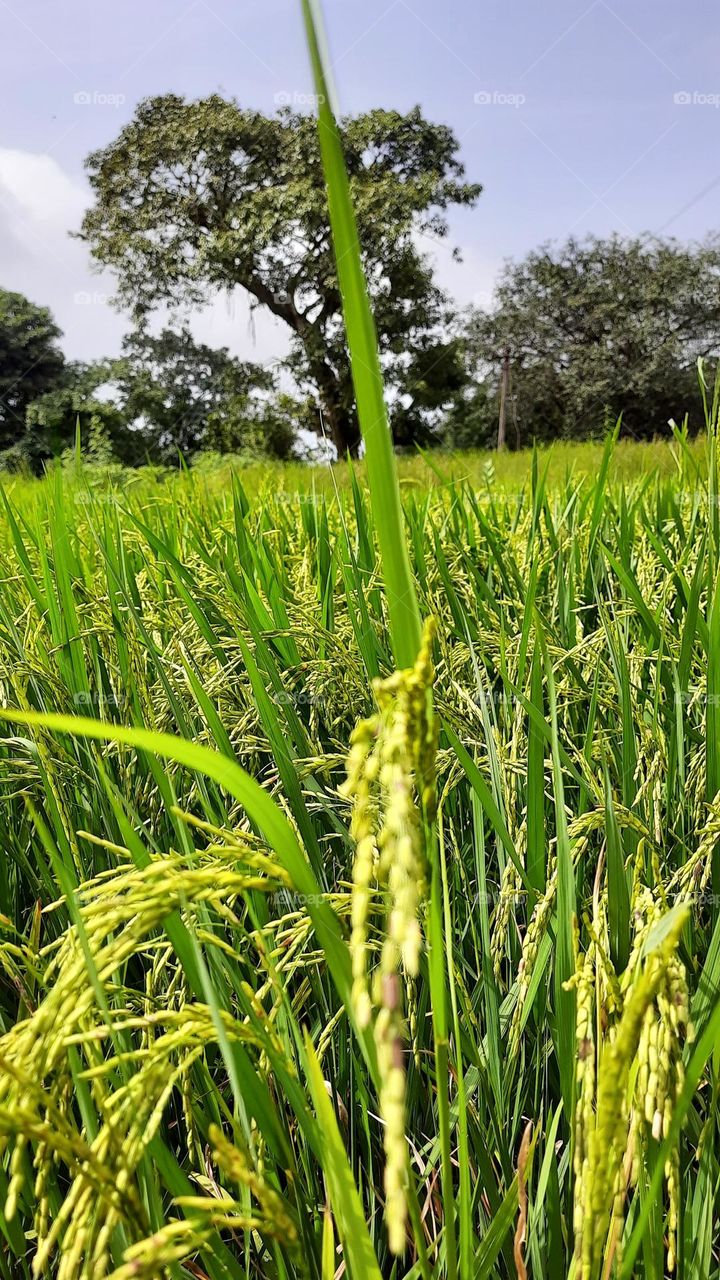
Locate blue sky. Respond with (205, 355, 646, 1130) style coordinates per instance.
(1, 0, 718, 366)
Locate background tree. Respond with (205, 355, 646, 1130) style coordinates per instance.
(391, 336, 468, 448)
(205, 390, 298, 460)
(80, 95, 481, 455)
(23, 361, 134, 467)
(0, 289, 66, 457)
(442, 382, 498, 451)
(465, 234, 720, 445)
(112, 325, 277, 461)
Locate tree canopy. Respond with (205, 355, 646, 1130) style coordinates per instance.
(24, 362, 131, 467)
(112, 325, 282, 461)
(0, 289, 66, 456)
(0, 288, 298, 470)
(80, 95, 481, 454)
(467, 234, 720, 444)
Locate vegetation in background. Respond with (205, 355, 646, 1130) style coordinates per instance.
(0, 432, 707, 509)
(78, 95, 481, 454)
(0, 300, 302, 472)
(7, 227, 720, 471)
(0, 289, 66, 462)
(24, 361, 134, 468)
(112, 325, 296, 462)
(466, 233, 720, 446)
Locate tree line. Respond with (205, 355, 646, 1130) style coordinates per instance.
(1, 93, 718, 471)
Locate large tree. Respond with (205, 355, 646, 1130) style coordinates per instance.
(466, 235, 720, 445)
(79, 95, 481, 455)
(0, 289, 66, 454)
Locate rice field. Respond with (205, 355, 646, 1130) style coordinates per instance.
(0, 420, 718, 1279)
(0, 5, 719, 1276)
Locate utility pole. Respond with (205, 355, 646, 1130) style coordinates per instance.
(497, 345, 510, 451)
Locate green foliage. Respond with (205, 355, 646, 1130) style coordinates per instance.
(205, 390, 299, 460)
(112, 325, 280, 462)
(442, 380, 498, 450)
(0, 433, 718, 1277)
(0, 288, 66, 458)
(466, 234, 720, 445)
(24, 361, 134, 467)
(392, 337, 469, 449)
(80, 95, 480, 453)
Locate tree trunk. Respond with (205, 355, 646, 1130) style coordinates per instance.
(311, 360, 361, 457)
(321, 396, 362, 457)
(241, 276, 363, 456)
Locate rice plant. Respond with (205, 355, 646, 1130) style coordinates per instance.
(0, 4, 719, 1277)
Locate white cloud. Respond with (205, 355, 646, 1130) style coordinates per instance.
(0, 148, 127, 360)
(0, 148, 291, 368)
(0, 149, 86, 232)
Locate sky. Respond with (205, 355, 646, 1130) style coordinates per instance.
(1, 0, 718, 372)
